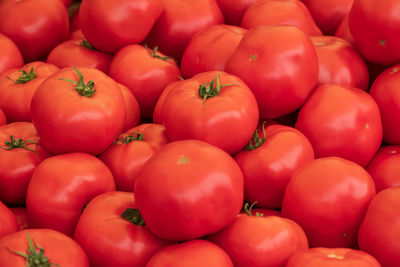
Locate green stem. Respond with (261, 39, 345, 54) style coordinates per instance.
(121, 208, 145, 226)
(7, 67, 37, 84)
(119, 132, 144, 144)
(0, 135, 38, 154)
(243, 202, 264, 217)
(198, 73, 236, 106)
(59, 66, 96, 97)
(144, 44, 175, 62)
(245, 122, 267, 151)
(80, 40, 96, 51)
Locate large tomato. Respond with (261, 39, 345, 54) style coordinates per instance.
(281, 157, 376, 248)
(30, 66, 126, 155)
(0, 33, 23, 75)
(79, 0, 163, 53)
(134, 140, 244, 241)
(225, 25, 319, 119)
(0, 201, 18, 239)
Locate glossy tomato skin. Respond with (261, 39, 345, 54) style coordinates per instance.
(31, 67, 126, 155)
(118, 83, 141, 132)
(282, 157, 376, 248)
(235, 124, 314, 209)
(144, 0, 224, 60)
(0, 33, 23, 75)
(215, 0, 257, 25)
(134, 140, 244, 241)
(295, 84, 382, 167)
(180, 24, 247, 78)
(145, 239, 234, 267)
(286, 247, 381, 267)
(0, 122, 49, 205)
(0, 229, 89, 267)
(0, 201, 19, 239)
(225, 25, 319, 119)
(241, 0, 322, 36)
(358, 187, 400, 267)
(156, 71, 259, 154)
(26, 153, 116, 237)
(99, 123, 168, 191)
(348, 0, 400, 65)
(311, 36, 369, 90)
(74, 191, 170, 267)
(208, 214, 308, 267)
(0, 0, 69, 62)
(0, 62, 59, 122)
(109, 44, 181, 118)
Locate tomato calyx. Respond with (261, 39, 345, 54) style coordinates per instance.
(59, 66, 96, 97)
(6, 232, 59, 267)
(121, 208, 145, 226)
(119, 132, 144, 144)
(245, 122, 267, 151)
(80, 39, 96, 51)
(7, 67, 37, 84)
(0, 135, 38, 154)
(243, 202, 264, 217)
(198, 73, 236, 106)
(144, 44, 175, 62)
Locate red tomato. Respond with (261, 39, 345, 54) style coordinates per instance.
(0, 201, 18, 239)
(286, 247, 381, 267)
(235, 124, 314, 209)
(180, 24, 247, 78)
(241, 0, 322, 36)
(0, 229, 89, 267)
(348, 0, 400, 65)
(144, 0, 224, 60)
(155, 71, 259, 154)
(0, 109, 6, 126)
(99, 123, 168, 191)
(215, 0, 257, 25)
(0, 62, 59, 122)
(109, 44, 181, 118)
(282, 157, 376, 248)
(74, 191, 170, 267)
(0, 122, 48, 205)
(366, 146, 400, 193)
(0, 33, 23, 75)
(145, 239, 234, 267)
(369, 65, 400, 145)
(79, 0, 163, 53)
(152, 80, 181, 124)
(134, 140, 244, 241)
(0, 0, 69, 62)
(118, 83, 141, 132)
(26, 152, 116, 236)
(358, 187, 400, 267)
(311, 36, 369, 90)
(10, 207, 29, 231)
(225, 25, 319, 119)
(295, 84, 382, 166)
(335, 14, 355, 46)
(30, 66, 126, 155)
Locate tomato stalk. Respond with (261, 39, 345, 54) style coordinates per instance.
(144, 44, 175, 62)
(121, 208, 145, 226)
(80, 39, 96, 51)
(119, 132, 144, 144)
(59, 66, 96, 97)
(243, 202, 264, 217)
(0, 135, 38, 154)
(245, 122, 267, 150)
(198, 73, 236, 106)
(7, 67, 37, 84)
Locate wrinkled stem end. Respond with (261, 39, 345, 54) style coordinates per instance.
(7, 67, 37, 84)
(198, 73, 236, 107)
(121, 208, 145, 226)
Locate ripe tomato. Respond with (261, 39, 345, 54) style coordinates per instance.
(31, 66, 126, 155)
(0, 229, 89, 267)
(118, 83, 141, 132)
(74, 191, 170, 267)
(215, 0, 257, 25)
(134, 140, 244, 241)
(0, 201, 18, 239)
(79, 0, 163, 53)
(145, 240, 234, 267)
(0, 122, 48, 205)
(0, 33, 23, 75)
(282, 157, 376, 248)
(26, 152, 116, 236)
(0, 0, 69, 62)
(0, 62, 59, 123)
(225, 25, 319, 119)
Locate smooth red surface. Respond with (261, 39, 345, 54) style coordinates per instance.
(0, 33, 23, 74)
(118, 83, 141, 132)
(0, 201, 19, 239)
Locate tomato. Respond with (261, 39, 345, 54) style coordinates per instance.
(241, 0, 322, 36)
(31, 66, 126, 155)
(348, 0, 400, 66)
(118, 83, 141, 132)
(145, 239, 234, 267)
(10, 207, 29, 231)
(0, 33, 23, 75)
(0, 201, 18, 239)
(225, 25, 319, 119)
(369, 65, 400, 145)
(0, 109, 6, 126)
(152, 80, 182, 124)
(215, 0, 257, 25)
(79, 0, 163, 53)
(74, 191, 170, 267)
(144, 0, 224, 60)
(235, 124, 314, 209)
(358, 187, 400, 267)
(335, 14, 355, 46)
(0, 0, 69, 62)
(366, 146, 400, 193)
(99, 123, 168, 191)
(109, 44, 181, 118)
(311, 36, 369, 90)
(0, 229, 89, 267)
(295, 84, 382, 166)
(0, 62, 59, 123)
(180, 24, 247, 78)
(286, 247, 381, 267)
(282, 157, 376, 248)
(26, 152, 116, 236)
(134, 140, 244, 241)
(155, 71, 259, 154)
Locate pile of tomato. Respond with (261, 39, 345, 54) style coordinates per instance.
(0, 0, 399, 266)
